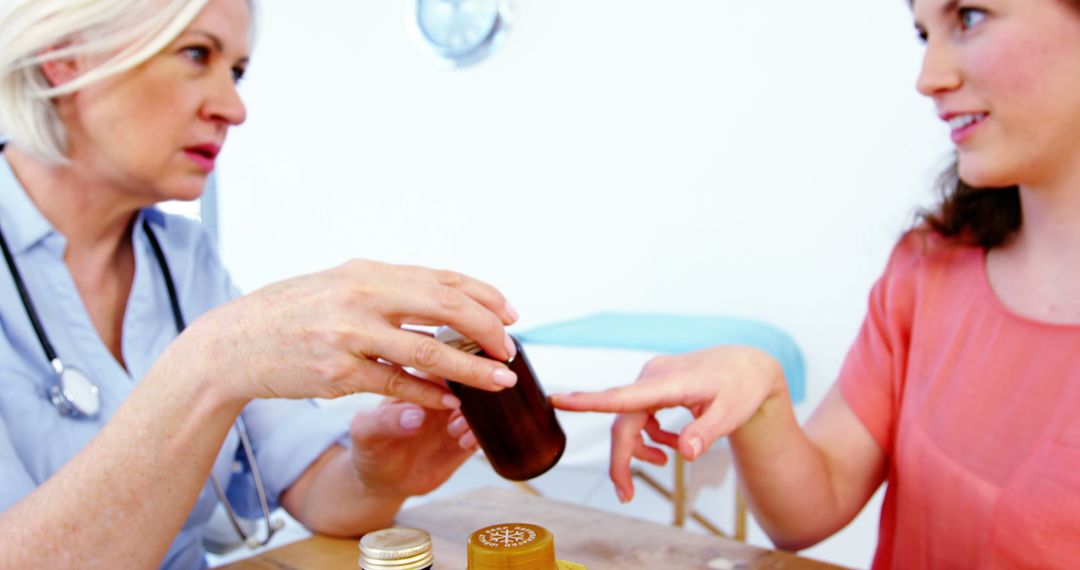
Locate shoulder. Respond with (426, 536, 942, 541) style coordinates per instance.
(870, 228, 982, 319)
(141, 208, 239, 306)
(885, 228, 981, 284)
(143, 208, 211, 249)
(142, 208, 221, 268)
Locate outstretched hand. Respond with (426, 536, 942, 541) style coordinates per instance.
(550, 346, 785, 502)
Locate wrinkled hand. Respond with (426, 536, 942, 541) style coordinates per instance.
(181, 260, 519, 407)
(348, 399, 478, 500)
(550, 346, 785, 502)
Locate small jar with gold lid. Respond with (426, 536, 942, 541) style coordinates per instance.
(467, 523, 586, 570)
(359, 527, 434, 570)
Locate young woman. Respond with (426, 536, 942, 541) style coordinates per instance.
(554, 1, 1080, 567)
(0, 0, 519, 567)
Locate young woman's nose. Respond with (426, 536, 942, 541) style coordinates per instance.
(916, 38, 963, 98)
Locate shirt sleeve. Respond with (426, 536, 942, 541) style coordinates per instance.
(234, 399, 350, 513)
(837, 232, 923, 458)
(0, 410, 36, 512)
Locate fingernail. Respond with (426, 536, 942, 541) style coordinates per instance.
(400, 409, 425, 430)
(492, 368, 517, 388)
(504, 334, 517, 361)
(688, 437, 703, 460)
(505, 302, 519, 322)
(460, 432, 477, 450)
(448, 416, 467, 434)
(616, 487, 631, 504)
(441, 393, 461, 409)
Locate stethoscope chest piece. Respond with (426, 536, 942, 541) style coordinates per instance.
(48, 360, 100, 418)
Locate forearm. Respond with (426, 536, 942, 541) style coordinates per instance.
(281, 445, 405, 537)
(728, 388, 848, 550)
(0, 349, 247, 569)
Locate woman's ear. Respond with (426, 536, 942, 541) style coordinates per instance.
(38, 44, 82, 88)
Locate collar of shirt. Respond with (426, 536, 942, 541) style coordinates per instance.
(0, 151, 59, 255)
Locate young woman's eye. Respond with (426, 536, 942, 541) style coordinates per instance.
(231, 66, 246, 84)
(182, 46, 210, 64)
(958, 7, 988, 30)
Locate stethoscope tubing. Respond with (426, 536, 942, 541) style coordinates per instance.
(141, 219, 186, 333)
(0, 222, 60, 364)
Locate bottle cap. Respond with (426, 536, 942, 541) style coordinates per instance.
(359, 527, 434, 569)
(467, 523, 556, 570)
(435, 326, 484, 355)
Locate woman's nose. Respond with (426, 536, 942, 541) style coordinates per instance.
(916, 38, 962, 98)
(203, 75, 247, 126)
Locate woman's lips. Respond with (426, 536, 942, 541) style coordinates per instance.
(183, 144, 220, 172)
(944, 112, 988, 144)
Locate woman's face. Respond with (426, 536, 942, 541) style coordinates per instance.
(913, 0, 1080, 189)
(59, 0, 251, 203)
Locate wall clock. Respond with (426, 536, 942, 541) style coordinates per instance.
(414, 0, 510, 67)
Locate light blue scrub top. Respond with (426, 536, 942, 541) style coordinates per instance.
(0, 153, 348, 569)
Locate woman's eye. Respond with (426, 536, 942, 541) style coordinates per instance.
(182, 46, 210, 64)
(231, 66, 246, 84)
(959, 7, 988, 30)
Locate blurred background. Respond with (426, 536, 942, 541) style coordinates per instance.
(198, 0, 954, 567)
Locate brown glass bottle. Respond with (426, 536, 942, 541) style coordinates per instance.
(436, 328, 566, 481)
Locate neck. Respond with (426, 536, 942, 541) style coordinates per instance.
(4, 145, 140, 263)
(986, 170, 1080, 324)
(1011, 162, 1080, 263)
(4, 145, 142, 367)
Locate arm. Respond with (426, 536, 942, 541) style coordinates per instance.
(279, 444, 405, 536)
(552, 346, 886, 551)
(730, 381, 885, 550)
(0, 336, 248, 569)
(280, 402, 476, 536)
(2, 260, 512, 566)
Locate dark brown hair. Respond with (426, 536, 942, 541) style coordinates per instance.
(918, 157, 1020, 249)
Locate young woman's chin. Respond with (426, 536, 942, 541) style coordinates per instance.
(957, 156, 1018, 190)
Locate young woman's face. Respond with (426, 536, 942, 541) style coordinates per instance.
(60, 0, 250, 203)
(914, 0, 1080, 189)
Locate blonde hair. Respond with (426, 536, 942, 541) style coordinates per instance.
(0, 0, 216, 164)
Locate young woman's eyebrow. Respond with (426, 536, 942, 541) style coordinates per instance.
(914, 0, 962, 29)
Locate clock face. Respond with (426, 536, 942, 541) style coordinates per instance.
(415, 0, 505, 65)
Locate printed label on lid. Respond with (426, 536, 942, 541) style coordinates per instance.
(474, 525, 538, 549)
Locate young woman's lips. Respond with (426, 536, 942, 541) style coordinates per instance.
(945, 112, 988, 144)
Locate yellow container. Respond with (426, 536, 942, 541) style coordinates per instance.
(467, 523, 586, 570)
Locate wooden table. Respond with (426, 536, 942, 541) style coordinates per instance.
(219, 487, 845, 569)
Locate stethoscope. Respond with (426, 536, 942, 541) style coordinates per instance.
(0, 214, 283, 549)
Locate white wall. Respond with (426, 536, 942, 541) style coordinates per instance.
(216, 1, 953, 567)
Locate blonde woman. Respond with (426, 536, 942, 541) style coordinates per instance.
(0, 0, 518, 567)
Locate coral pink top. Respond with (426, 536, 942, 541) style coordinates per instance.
(839, 232, 1080, 569)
